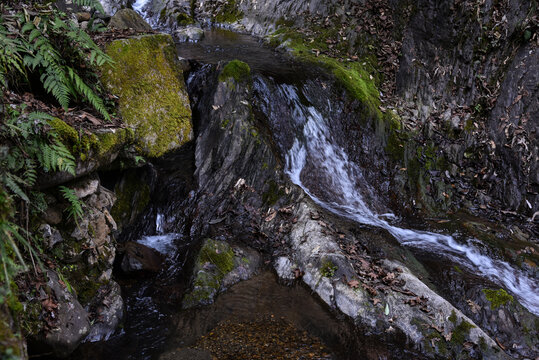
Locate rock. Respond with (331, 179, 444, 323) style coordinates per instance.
(108, 8, 152, 31)
(71, 176, 99, 199)
(121, 242, 164, 272)
(42, 270, 90, 357)
(42, 206, 63, 225)
(85, 281, 124, 342)
(39, 224, 63, 249)
(173, 25, 204, 42)
(159, 348, 213, 360)
(101, 34, 193, 158)
(182, 239, 260, 309)
(274, 256, 296, 282)
(37, 126, 135, 189)
(76, 12, 91, 21)
(79, 21, 89, 30)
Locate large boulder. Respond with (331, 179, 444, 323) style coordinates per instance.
(101, 34, 193, 158)
(108, 8, 152, 31)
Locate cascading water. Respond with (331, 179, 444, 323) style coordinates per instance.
(279, 83, 539, 316)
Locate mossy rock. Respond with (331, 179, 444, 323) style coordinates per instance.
(101, 34, 193, 158)
(0, 309, 24, 359)
(218, 60, 251, 84)
(182, 239, 235, 309)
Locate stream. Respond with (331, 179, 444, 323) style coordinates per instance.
(58, 19, 538, 360)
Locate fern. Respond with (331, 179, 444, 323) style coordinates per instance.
(1, 6, 114, 120)
(59, 186, 84, 224)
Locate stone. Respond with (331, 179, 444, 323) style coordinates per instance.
(173, 26, 204, 42)
(108, 8, 152, 31)
(85, 281, 124, 342)
(182, 239, 260, 309)
(121, 242, 164, 272)
(72, 177, 99, 199)
(42, 206, 63, 225)
(41, 270, 90, 357)
(76, 12, 91, 21)
(39, 224, 63, 249)
(101, 34, 193, 158)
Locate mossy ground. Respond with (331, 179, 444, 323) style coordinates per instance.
(101, 34, 192, 158)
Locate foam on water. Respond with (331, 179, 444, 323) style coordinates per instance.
(282, 84, 539, 315)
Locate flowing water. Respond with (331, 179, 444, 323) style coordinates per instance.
(53, 21, 538, 360)
(260, 82, 539, 316)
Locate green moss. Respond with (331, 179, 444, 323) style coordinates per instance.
(198, 239, 235, 275)
(94, 128, 134, 157)
(214, 0, 243, 23)
(218, 60, 251, 84)
(0, 311, 22, 359)
(451, 319, 475, 345)
(449, 310, 458, 324)
(182, 239, 236, 308)
(48, 118, 99, 160)
(101, 34, 193, 158)
(269, 29, 381, 117)
(320, 259, 338, 278)
(482, 288, 514, 309)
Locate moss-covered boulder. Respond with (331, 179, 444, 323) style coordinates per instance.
(101, 34, 193, 158)
(182, 239, 260, 309)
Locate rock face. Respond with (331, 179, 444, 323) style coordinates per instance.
(27, 176, 125, 352)
(176, 61, 521, 358)
(101, 34, 193, 158)
(108, 8, 152, 31)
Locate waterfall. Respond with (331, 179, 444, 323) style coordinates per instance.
(280, 83, 539, 316)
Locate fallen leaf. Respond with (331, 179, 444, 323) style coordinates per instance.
(348, 279, 360, 288)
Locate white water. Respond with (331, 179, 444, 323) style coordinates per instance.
(281, 84, 539, 315)
(136, 213, 178, 254)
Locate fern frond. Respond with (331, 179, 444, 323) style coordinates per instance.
(59, 186, 84, 223)
(67, 67, 111, 120)
(4, 173, 30, 202)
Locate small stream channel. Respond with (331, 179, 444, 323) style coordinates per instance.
(56, 27, 537, 360)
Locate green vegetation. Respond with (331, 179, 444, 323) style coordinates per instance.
(0, 2, 113, 119)
(59, 186, 84, 225)
(320, 259, 338, 278)
(101, 34, 192, 158)
(269, 28, 381, 116)
(483, 288, 514, 309)
(218, 60, 251, 84)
